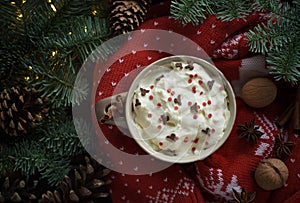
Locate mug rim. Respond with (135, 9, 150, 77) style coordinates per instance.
(125, 55, 236, 163)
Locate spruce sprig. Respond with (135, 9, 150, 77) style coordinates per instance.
(171, 0, 214, 25)
(171, 0, 300, 84)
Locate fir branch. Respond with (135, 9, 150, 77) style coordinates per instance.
(246, 22, 289, 54)
(170, 0, 214, 25)
(0, 143, 15, 176)
(39, 120, 84, 157)
(215, 0, 253, 21)
(40, 16, 111, 63)
(8, 140, 72, 187)
(39, 158, 71, 187)
(10, 141, 49, 177)
(267, 42, 300, 85)
(26, 61, 87, 108)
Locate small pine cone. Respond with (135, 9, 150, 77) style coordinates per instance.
(109, 0, 151, 35)
(0, 86, 47, 136)
(39, 155, 111, 203)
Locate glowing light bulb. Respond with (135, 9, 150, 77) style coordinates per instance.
(50, 4, 57, 12)
(92, 10, 97, 15)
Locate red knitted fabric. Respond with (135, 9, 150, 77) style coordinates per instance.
(95, 2, 300, 203)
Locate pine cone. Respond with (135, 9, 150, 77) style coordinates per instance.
(39, 156, 111, 203)
(0, 86, 47, 136)
(0, 176, 38, 203)
(109, 0, 151, 35)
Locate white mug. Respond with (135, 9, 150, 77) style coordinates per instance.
(96, 55, 236, 163)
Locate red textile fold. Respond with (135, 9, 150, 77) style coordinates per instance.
(95, 2, 300, 202)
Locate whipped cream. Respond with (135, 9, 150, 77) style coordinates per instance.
(132, 61, 230, 157)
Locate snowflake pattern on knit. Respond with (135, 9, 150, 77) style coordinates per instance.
(145, 177, 195, 203)
(213, 34, 247, 59)
(196, 167, 241, 200)
(254, 112, 277, 158)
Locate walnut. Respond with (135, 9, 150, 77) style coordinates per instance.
(254, 158, 288, 190)
(241, 78, 277, 108)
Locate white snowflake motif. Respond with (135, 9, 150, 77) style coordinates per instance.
(235, 34, 243, 41)
(183, 182, 190, 190)
(197, 168, 241, 200)
(253, 112, 277, 158)
(146, 177, 194, 203)
(222, 42, 229, 47)
(230, 39, 238, 45)
(162, 193, 169, 201)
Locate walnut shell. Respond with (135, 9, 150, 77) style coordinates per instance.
(255, 158, 288, 190)
(241, 78, 277, 108)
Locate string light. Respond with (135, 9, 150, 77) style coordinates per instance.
(11, 2, 16, 5)
(24, 76, 30, 81)
(84, 26, 87, 33)
(92, 10, 97, 16)
(50, 4, 57, 12)
(22, 0, 26, 3)
(52, 50, 57, 57)
(28, 66, 32, 70)
(17, 12, 23, 20)
(68, 32, 72, 35)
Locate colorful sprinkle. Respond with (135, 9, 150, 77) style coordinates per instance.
(219, 85, 224, 91)
(150, 85, 154, 89)
(202, 102, 207, 107)
(208, 113, 212, 118)
(188, 79, 192, 83)
(140, 88, 150, 96)
(175, 63, 183, 68)
(159, 141, 163, 146)
(166, 133, 177, 141)
(157, 125, 162, 129)
(192, 86, 197, 93)
(149, 95, 154, 100)
(184, 137, 189, 142)
(207, 80, 215, 90)
(188, 101, 192, 106)
(198, 80, 203, 85)
(211, 128, 216, 133)
(148, 113, 152, 118)
(174, 106, 179, 110)
(168, 97, 172, 102)
(197, 105, 201, 110)
(157, 103, 162, 107)
(167, 88, 171, 93)
(193, 114, 198, 119)
(189, 74, 194, 78)
(200, 91, 203, 95)
(194, 74, 198, 78)
(171, 91, 175, 95)
(207, 100, 212, 105)
(193, 138, 199, 143)
(192, 147, 196, 152)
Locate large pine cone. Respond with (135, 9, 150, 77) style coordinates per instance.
(109, 0, 151, 35)
(39, 156, 111, 203)
(0, 176, 38, 203)
(0, 86, 47, 136)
